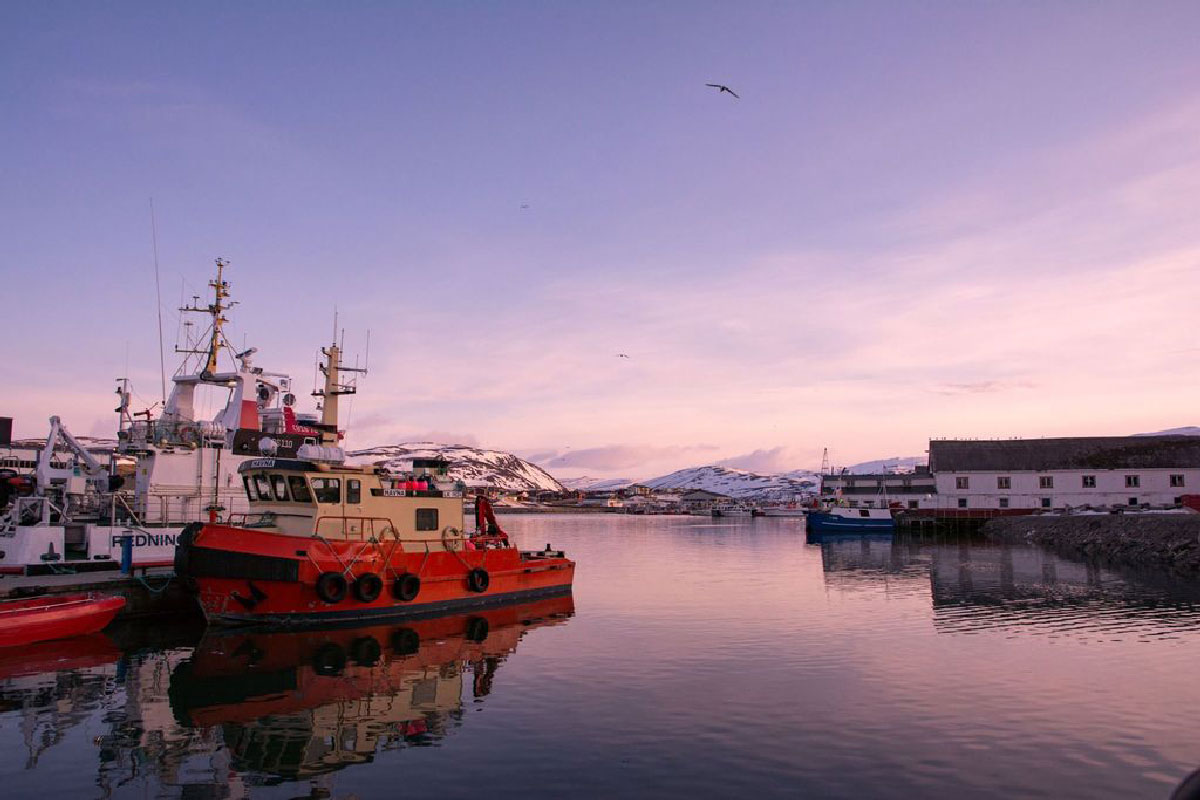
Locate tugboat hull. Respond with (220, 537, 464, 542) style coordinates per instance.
(176, 523, 575, 627)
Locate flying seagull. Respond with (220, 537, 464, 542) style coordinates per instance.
(616, 353, 630, 359)
(706, 83, 740, 99)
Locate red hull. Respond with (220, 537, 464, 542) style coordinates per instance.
(0, 594, 126, 648)
(178, 523, 575, 626)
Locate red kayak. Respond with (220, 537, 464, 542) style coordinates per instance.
(0, 594, 126, 648)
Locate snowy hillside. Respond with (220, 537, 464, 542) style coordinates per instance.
(1138, 427, 1200, 436)
(844, 456, 927, 474)
(641, 466, 818, 500)
(348, 442, 565, 493)
(558, 476, 634, 491)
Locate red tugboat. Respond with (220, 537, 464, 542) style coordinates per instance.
(174, 338, 574, 626)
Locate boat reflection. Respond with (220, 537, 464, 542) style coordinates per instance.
(812, 534, 1200, 636)
(168, 594, 575, 780)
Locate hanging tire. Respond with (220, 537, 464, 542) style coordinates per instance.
(465, 616, 489, 643)
(353, 572, 383, 603)
(312, 642, 346, 676)
(392, 572, 421, 602)
(466, 568, 490, 593)
(390, 627, 420, 656)
(315, 571, 347, 604)
(349, 636, 382, 667)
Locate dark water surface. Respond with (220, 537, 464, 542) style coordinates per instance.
(3, 515, 1200, 799)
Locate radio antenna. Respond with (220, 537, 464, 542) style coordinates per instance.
(150, 198, 167, 406)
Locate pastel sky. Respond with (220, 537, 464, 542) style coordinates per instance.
(3, 2, 1199, 480)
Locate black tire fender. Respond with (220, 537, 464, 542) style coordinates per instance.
(392, 572, 421, 602)
(315, 571, 347, 604)
(353, 572, 383, 603)
(466, 568, 490, 593)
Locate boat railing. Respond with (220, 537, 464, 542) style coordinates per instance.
(0, 496, 66, 533)
(314, 516, 401, 541)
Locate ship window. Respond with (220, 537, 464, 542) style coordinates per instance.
(242, 476, 256, 503)
(311, 478, 341, 504)
(416, 508, 439, 531)
(253, 474, 272, 501)
(347, 479, 361, 504)
(288, 475, 312, 503)
(271, 474, 290, 502)
(859, 509, 870, 518)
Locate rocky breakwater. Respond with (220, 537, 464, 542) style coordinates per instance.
(983, 514, 1200, 574)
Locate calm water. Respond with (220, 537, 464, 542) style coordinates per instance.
(3, 515, 1200, 799)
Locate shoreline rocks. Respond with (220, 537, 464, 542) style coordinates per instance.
(982, 514, 1200, 574)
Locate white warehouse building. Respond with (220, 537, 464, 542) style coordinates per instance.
(928, 436, 1200, 512)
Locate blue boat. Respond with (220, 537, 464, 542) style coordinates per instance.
(805, 506, 895, 535)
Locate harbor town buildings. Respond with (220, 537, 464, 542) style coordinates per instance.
(927, 435, 1200, 512)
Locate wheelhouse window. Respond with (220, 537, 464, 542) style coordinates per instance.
(242, 476, 256, 502)
(288, 475, 313, 503)
(311, 478, 341, 504)
(253, 474, 272, 502)
(270, 474, 290, 502)
(1082, 475, 1096, 489)
(997, 477, 1011, 490)
(1170, 474, 1185, 488)
(416, 508, 439, 531)
(347, 479, 361, 504)
(1125, 475, 1140, 489)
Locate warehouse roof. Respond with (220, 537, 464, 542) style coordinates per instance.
(928, 436, 1200, 472)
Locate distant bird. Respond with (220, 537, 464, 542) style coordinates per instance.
(706, 83, 740, 99)
(616, 353, 630, 359)
(520, 203, 530, 209)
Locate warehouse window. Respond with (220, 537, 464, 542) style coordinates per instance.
(1170, 475, 1185, 488)
(999, 498, 1009, 509)
(1125, 475, 1140, 489)
(1040, 498, 1051, 509)
(955, 477, 969, 490)
(1082, 475, 1096, 489)
(1039, 476, 1054, 489)
(997, 477, 1011, 490)
(957, 498, 968, 509)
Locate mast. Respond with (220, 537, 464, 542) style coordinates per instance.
(177, 258, 231, 377)
(313, 333, 367, 447)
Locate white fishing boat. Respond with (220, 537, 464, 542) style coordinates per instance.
(712, 504, 753, 518)
(0, 259, 331, 575)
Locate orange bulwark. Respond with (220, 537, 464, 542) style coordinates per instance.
(175, 521, 574, 626)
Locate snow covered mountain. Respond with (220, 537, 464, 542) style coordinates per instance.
(640, 466, 819, 500)
(1138, 427, 1200, 436)
(558, 476, 634, 491)
(348, 442, 565, 493)
(843, 456, 927, 474)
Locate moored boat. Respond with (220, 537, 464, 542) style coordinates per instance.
(174, 338, 575, 627)
(805, 506, 895, 535)
(0, 593, 125, 648)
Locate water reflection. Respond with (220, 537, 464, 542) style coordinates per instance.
(812, 533, 1200, 638)
(0, 596, 572, 797)
(171, 595, 573, 782)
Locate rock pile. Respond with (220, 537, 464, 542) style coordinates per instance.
(983, 514, 1200, 574)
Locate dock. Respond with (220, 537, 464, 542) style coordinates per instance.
(0, 567, 200, 619)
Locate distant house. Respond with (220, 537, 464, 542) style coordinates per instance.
(929, 436, 1200, 511)
(679, 489, 728, 511)
(822, 467, 935, 510)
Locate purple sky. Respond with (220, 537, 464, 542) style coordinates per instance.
(4, 3, 1199, 480)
